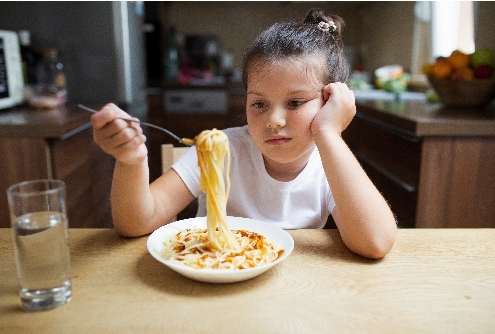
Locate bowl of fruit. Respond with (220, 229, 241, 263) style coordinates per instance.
(424, 48, 495, 108)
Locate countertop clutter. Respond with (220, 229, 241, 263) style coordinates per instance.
(0, 104, 114, 228)
(1, 228, 494, 332)
(354, 95, 495, 136)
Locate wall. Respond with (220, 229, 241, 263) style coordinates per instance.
(163, 1, 363, 70)
(157, 1, 495, 76)
(0, 1, 148, 116)
(0, 2, 119, 104)
(157, 1, 417, 73)
(356, 1, 416, 72)
(476, 1, 495, 50)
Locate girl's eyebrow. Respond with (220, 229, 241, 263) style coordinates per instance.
(247, 87, 322, 97)
(248, 88, 319, 95)
(289, 89, 318, 95)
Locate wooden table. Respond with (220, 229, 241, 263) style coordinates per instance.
(1, 228, 494, 333)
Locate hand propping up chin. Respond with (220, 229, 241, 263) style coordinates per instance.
(90, 103, 148, 165)
(311, 82, 356, 139)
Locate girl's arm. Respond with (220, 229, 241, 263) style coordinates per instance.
(91, 103, 194, 237)
(312, 84, 397, 259)
(110, 161, 195, 237)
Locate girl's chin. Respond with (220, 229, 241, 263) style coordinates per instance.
(261, 143, 315, 164)
(262, 149, 301, 165)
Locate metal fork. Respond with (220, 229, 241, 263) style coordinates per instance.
(78, 104, 194, 146)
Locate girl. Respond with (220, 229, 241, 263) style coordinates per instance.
(91, 8, 397, 259)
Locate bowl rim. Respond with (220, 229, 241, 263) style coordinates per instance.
(146, 216, 295, 283)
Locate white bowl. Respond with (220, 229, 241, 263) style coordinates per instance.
(147, 216, 294, 283)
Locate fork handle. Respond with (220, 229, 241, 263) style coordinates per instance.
(77, 104, 193, 146)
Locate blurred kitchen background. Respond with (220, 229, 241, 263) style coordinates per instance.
(1, 1, 494, 113)
(0, 1, 148, 117)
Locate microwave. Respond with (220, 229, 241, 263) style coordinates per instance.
(0, 30, 24, 110)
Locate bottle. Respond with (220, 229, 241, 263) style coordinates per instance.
(162, 27, 179, 85)
(31, 48, 67, 109)
(38, 48, 66, 94)
(18, 30, 38, 85)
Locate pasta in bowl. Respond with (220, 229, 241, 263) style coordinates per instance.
(147, 216, 294, 283)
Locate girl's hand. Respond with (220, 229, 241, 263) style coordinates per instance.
(90, 103, 148, 165)
(311, 82, 356, 138)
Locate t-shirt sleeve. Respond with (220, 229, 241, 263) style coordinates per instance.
(171, 146, 202, 197)
(328, 191, 336, 215)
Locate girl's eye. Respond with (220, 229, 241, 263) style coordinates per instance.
(288, 100, 305, 109)
(251, 101, 267, 110)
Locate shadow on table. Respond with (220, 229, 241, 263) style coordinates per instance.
(291, 229, 384, 265)
(69, 229, 139, 265)
(134, 252, 271, 297)
(0, 303, 24, 315)
(134, 229, 383, 297)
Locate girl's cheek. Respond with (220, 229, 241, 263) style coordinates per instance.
(300, 102, 321, 120)
(246, 111, 262, 129)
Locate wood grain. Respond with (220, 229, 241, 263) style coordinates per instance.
(0, 138, 48, 227)
(417, 137, 495, 228)
(1, 228, 494, 333)
(345, 102, 495, 228)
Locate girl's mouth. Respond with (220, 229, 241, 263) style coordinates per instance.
(266, 136, 291, 145)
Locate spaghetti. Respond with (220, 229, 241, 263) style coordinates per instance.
(161, 129, 283, 270)
(195, 129, 239, 251)
(162, 228, 283, 269)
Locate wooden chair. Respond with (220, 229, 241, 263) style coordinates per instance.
(161, 144, 197, 222)
(161, 144, 190, 175)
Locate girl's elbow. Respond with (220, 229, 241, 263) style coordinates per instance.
(112, 217, 148, 238)
(113, 224, 141, 238)
(362, 227, 397, 259)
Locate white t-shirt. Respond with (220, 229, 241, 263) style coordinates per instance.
(172, 125, 335, 229)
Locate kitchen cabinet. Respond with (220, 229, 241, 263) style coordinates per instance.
(0, 105, 114, 228)
(343, 112, 421, 228)
(345, 99, 495, 228)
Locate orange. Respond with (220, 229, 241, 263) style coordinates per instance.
(447, 50, 471, 70)
(432, 59, 453, 79)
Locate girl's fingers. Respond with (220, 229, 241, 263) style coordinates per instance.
(99, 123, 144, 151)
(326, 82, 355, 106)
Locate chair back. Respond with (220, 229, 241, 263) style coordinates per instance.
(161, 144, 191, 223)
(161, 144, 189, 175)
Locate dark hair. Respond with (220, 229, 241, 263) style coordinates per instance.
(242, 8, 349, 87)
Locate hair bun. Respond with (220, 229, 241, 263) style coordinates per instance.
(304, 8, 344, 34)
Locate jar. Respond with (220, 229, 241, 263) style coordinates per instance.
(30, 48, 67, 109)
(37, 49, 66, 94)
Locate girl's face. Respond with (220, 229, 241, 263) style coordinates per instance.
(246, 57, 325, 179)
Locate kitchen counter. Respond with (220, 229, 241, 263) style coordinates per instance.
(347, 97, 495, 228)
(0, 104, 94, 138)
(0, 104, 114, 228)
(354, 93, 495, 137)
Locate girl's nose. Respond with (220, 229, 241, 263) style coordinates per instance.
(266, 107, 286, 129)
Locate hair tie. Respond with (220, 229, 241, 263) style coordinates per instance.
(318, 21, 337, 33)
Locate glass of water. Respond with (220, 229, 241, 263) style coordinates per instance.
(7, 179, 72, 311)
